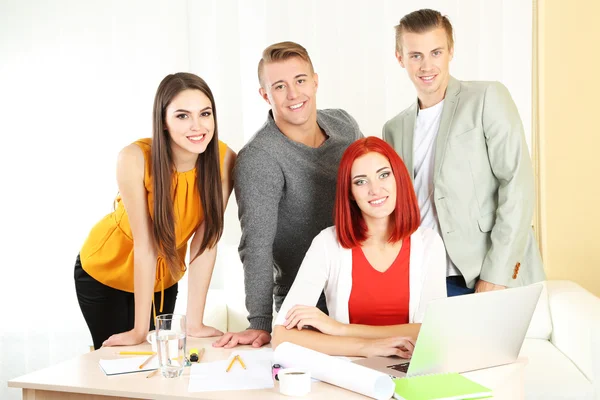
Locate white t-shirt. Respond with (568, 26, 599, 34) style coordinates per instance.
(413, 100, 461, 277)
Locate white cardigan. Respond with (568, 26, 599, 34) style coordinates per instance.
(274, 226, 447, 326)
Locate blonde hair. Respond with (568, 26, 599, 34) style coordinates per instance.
(257, 41, 314, 88)
(395, 9, 454, 53)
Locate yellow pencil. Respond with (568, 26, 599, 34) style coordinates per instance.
(118, 351, 156, 356)
(146, 369, 159, 378)
(225, 355, 237, 372)
(236, 355, 246, 369)
(139, 353, 156, 369)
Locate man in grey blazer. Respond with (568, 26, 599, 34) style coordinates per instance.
(383, 9, 545, 296)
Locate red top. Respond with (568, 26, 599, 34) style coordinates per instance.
(348, 237, 411, 325)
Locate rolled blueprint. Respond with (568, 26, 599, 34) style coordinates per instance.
(273, 342, 394, 400)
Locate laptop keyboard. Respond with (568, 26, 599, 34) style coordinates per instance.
(387, 362, 410, 373)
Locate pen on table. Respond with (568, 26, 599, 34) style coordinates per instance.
(236, 354, 246, 369)
(139, 353, 157, 369)
(118, 351, 156, 356)
(225, 355, 237, 372)
(197, 348, 205, 363)
(225, 355, 246, 372)
(146, 369, 159, 379)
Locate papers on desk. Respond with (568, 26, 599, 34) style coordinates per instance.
(99, 356, 159, 376)
(188, 348, 274, 392)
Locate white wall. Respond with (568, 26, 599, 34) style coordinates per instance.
(0, 1, 192, 397)
(0, 1, 532, 398)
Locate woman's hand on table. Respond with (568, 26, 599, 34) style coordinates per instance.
(188, 324, 224, 338)
(102, 329, 147, 347)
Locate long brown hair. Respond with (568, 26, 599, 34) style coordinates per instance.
(151, 72, 224, 278)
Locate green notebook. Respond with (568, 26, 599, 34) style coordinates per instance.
(392, 373, 493, 400)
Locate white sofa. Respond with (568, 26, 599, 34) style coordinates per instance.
(519, 280, 600, 399)
(203, 280, 600, 399)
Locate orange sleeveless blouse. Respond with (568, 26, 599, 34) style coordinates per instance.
(79, 138, 228, 298)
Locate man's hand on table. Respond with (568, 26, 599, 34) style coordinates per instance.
(212, 329, 271, 349)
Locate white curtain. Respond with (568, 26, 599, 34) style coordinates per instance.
(0, 1, 531, 398)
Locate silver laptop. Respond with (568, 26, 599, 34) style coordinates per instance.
(352, 283, 543, 378)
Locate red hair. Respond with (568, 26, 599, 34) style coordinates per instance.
(335, 137, 420, 248)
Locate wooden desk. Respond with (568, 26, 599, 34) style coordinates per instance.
(9, 337, 525, 399)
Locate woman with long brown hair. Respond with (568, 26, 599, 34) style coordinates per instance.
(75, 73, 236, 349)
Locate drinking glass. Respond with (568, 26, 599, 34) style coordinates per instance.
(155, 314, 186, 378)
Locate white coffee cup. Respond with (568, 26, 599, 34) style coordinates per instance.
(146, 331, 158, 352)
(278, 368, 311, 397)
(147, 329, 181, 362)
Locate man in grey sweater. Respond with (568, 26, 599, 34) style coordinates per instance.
(214, 41, 363, 348)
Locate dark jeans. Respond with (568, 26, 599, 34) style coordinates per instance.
(74, 254, 178, 350)
(446, 275, 476, 297)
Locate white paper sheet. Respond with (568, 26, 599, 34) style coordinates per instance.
(99, 356, 159, 376)
(188, 348, 274, 392)
(273, 342, 395, 400)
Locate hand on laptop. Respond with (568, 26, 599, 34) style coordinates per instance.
(212, 329, 271, 348)
(283, 305, 343, 336)
(359, 336, 415, 358)
(475, 279, 507, 293)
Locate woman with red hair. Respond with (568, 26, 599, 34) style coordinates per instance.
(272, 137, 446, 357)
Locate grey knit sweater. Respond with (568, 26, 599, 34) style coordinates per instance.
(234, 109, 363, 332)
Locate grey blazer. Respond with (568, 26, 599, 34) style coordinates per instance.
(383, 77, 545, 288)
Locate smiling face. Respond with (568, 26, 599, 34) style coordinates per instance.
(259, 56, 318, 132)
(350, 152, 397, 225)
(396, 27, 453, 109)
(164, 88, 215, 157)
